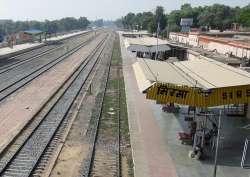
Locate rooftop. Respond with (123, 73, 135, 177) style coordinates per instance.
(125, 37, 171, 52)
(125, 37, 169, 46)
(133, 57, 250, 91)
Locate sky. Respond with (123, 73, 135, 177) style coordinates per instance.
(0, 0, 249, 21)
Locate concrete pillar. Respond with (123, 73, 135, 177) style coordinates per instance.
(246, 104, 250, 119)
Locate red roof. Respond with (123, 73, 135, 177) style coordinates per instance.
(199, 35, 250, 49)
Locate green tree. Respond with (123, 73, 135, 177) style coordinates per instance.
(141, 12, 154, 30)
(155, 6, 166, 31)
(123, 13, 136, 29)
(239, 5, 250, 27)
(167, 10, 181, 32)
(78, 17, 90, 29)
(180, 4, 194, 18)
(198, 4, 235, 30)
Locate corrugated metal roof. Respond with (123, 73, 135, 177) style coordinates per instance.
(126, 37, 169, 46)
(134, 58, 198, 88)
(133, 58, 250, 92)
(125, 37, 171, 52)
(176, 58, 250, 89)
(127, 44, 171, 52)
(132, 62, 154, 92)
(122, 31, 150, 35)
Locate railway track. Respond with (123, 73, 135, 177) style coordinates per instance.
(0, 32, 98, 102)
(0, 31, 91, 72)
(0, 32, 111, 177)
(80, 32, 121, 177)
(0, 45, 59, 72)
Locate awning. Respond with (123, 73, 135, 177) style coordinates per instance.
(132, 62, 154, 92)
(127, 44, 171, 53)
(125, 37, 169, 46)
(122, 31, 150, 36)
(125, 37, 171, 52)
(133, 58, 250, 107)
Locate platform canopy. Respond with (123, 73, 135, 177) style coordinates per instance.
(122, 30, 150, 36)
(133, 58, 250, 107)
(125, 37, 171, 53)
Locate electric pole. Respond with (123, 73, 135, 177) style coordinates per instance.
(155, 22, 160, 60)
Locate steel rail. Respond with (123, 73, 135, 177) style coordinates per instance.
(0, 34, 109, 177)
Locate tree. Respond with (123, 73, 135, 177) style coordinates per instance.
(141, 12, 154, 30)
(155, 6, 166, 31)
(167, 10, 181, 32)
(119, 3, 250, 33)
(239, 5, 250, 27)
(180, 4, 194, 18)
(93, 19, 104, 27)
(78, 17, 90, 29)
(0, 17, 90, 36)
(123, 13, 136, 29)
(198, 4, 236, 30)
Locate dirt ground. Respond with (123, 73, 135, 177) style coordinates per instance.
(49, 33, 133, 177)
(49, 36, 112, 177)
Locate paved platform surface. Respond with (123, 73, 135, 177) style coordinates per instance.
(0, 34, 105, 153)
(150, 104, 250, 177)
(119, 32, 178, 177)
(0, 30, 89, 57)
(120, 32, 250, 177)
(46, 31, 88, 41)
(0, 43, 42, 56)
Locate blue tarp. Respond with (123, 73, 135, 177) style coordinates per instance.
(0, 34, 4, 42)
(24, 29, 43, 35)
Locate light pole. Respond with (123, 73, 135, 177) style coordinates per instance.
(155, 22, 160, 60)
(213, 110, 222, 177)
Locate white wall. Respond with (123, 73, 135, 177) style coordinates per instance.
(169, 33, 178, 42)
(170, 32, 250, 59)
(188, 34, 199, 47)
(169, 33, 188, 45)
(207, 42, 230, 54)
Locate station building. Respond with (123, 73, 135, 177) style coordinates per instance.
(124, 36, 187, 61)
(121, 31, 250, 176)
(169, 31, 250, 60)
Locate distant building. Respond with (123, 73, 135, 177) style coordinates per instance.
(23, 29, 43, 42)
(169, 31, 250, 60)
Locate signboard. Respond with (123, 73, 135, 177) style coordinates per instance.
(180, 18, 193, 26)
(180, 18, 193, 32)
(146, 83, 250, 107)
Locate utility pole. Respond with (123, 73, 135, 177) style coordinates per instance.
(155, 22, 160, 60)
(167, 23, 170, 39)
(213, 110, 222, 177)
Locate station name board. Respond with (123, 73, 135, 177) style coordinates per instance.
(146, 83, 250, 107)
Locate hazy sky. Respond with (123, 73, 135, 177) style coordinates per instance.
(1, 0, 249, 21)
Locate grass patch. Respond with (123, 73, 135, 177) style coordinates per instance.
(108, 79, 119, 89)
(113, 34, 134, 177)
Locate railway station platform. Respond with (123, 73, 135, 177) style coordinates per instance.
(119, 32, 178, 177)
(156, 106, 250, 177)
(0, 30, 89, 59)
(0, 42, 45, 59)
(46, 30, 89, 42)
(119, 31, 250, 177)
